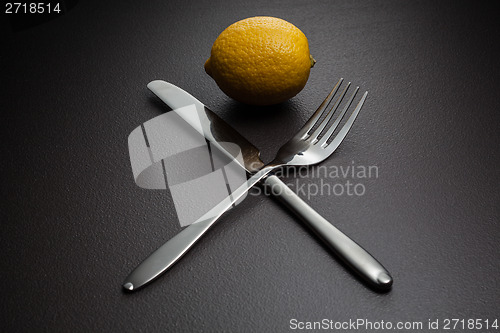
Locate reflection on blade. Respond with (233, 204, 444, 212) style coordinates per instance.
(147, 80, 265, 173)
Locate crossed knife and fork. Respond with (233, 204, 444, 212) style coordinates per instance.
(124, 79, 392, 291)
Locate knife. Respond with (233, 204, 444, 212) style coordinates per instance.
(123, 80, 392, 291)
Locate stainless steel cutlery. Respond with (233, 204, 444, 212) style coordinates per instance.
(123, 80, 392, 291)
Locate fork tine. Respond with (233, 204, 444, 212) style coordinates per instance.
(322, 91, 368, 152)
(297, 78, 343, 140)
(318, 86, 359, 147)
(308, 82, 351, 143)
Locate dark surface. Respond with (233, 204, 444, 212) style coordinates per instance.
(2, 0, 499, 331)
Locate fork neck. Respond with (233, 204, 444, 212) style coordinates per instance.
(256, 163, 280, 176)
(247, 163, 282, 186)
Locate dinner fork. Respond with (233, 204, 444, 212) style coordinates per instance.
(123, 79, 393, 291)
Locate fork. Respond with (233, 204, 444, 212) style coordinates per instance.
(123, 79, 393, 291)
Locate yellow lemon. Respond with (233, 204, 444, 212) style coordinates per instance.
(204, 16, 315, 106)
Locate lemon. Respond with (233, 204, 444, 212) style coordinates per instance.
(204, 16, 315, 106)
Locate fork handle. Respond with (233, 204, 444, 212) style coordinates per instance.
(263, 175, 393, 290)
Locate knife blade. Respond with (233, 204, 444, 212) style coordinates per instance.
(122, 80, 392, 291)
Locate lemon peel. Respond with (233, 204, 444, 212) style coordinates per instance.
(205, 16, 315, 106)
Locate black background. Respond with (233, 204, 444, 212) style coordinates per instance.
(2, 0, 499, 332)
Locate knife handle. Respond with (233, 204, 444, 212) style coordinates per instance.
(123, 167, 276, 291)
(123, 218, 213, 291)
(263, 175, 393, 290)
